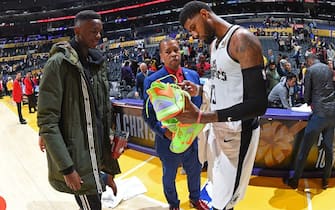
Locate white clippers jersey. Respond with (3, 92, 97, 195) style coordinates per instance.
(200, 25, 261, 209)
(209, 25, 242, 111)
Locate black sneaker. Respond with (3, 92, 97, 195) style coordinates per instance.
(283, 177, 298, 189)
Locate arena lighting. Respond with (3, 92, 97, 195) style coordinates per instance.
(31, 0, 171, 24)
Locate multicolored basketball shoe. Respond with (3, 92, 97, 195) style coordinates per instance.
(146, 74, 188, 121)
(146, 74, 204, 153)
(169, 122, 204, 153)
(162, 119, 204, 154)
(161, 117, 178, 133)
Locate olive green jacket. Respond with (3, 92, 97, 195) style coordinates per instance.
(37, 41, 120, 195)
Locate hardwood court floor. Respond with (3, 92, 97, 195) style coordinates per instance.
(1, 96, 335, 210)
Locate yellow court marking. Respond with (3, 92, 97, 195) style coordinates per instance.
(2, 96, 38, 131)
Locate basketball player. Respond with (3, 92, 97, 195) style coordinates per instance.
(177, 1, 267, 210)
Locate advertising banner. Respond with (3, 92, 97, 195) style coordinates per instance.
(113, 103, 155, 149)
(112, 100, 335, 175)
(256, 118, 335, 172)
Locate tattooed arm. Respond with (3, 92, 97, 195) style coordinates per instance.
(175, 27, 268, 124)
(229, 28, 264, 68)
(207, 28, 267, 122)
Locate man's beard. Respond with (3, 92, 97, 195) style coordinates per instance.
(204, 33, 215, 45)
(203, 23, 215, 45)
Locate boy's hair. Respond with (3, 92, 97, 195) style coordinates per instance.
(74, 10, 101, 26)
(179, 1, 212, 26)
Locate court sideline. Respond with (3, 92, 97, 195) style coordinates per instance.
(1, 96, 335, 210)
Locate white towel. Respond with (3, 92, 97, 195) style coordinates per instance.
(101, 176, 147, 208)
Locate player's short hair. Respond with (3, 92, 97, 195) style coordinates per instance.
(179, 1, 212, 26)
(74, 10, 101, 26)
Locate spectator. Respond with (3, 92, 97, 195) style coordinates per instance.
(283, 54, 335, 189)
(196, 54, 211, 77)
(268, 72, 297, 108)
(142, 37, 208, 210)
(12, 72, 26, 124)
(37, 10, 121, 210)
(135, 62, 153, 99)
(23, 71, 37, 113)
(265, 60, 280, 94)
(6, 77, 13, 97)
(121, 60, 135, 86)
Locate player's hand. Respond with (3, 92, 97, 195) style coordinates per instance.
(64, 170, 83, 191)
(178, 80, 199, 97)
(164, 129, 173, 140)
(175, 96, 200, 124)
(38, 136, 46, 152)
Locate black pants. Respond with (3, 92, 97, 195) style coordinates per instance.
(16, 102, 24, 122)
(292, 114, 335, 180)
(27, 94, 36, 112)
(75, 194, 101, 210)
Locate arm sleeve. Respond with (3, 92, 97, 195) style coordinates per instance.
(217, 65, 268, 122)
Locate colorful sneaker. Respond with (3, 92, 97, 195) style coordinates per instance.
(162, 119, 204, 153)
(169, 122, 204, 154)
(146, 74, 204, 153)
(161, 117, 179, 133)
(146, 75, 189, 121)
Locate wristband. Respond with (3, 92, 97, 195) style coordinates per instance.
(197, 111, 202, 123)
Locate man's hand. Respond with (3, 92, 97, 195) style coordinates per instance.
(178, 80, 199, 97)
(38, 136, 46, 152)
(164, 129, 173, 140)
(175, 96, 200, 124)
(107, 175, 117, 196)
(64, 170, 84, 191)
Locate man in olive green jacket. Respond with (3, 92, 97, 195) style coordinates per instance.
(37, 10, 120, 210)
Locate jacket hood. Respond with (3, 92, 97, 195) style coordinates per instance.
(49, 39, 105, 70)
(49, 41, 80, 66)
